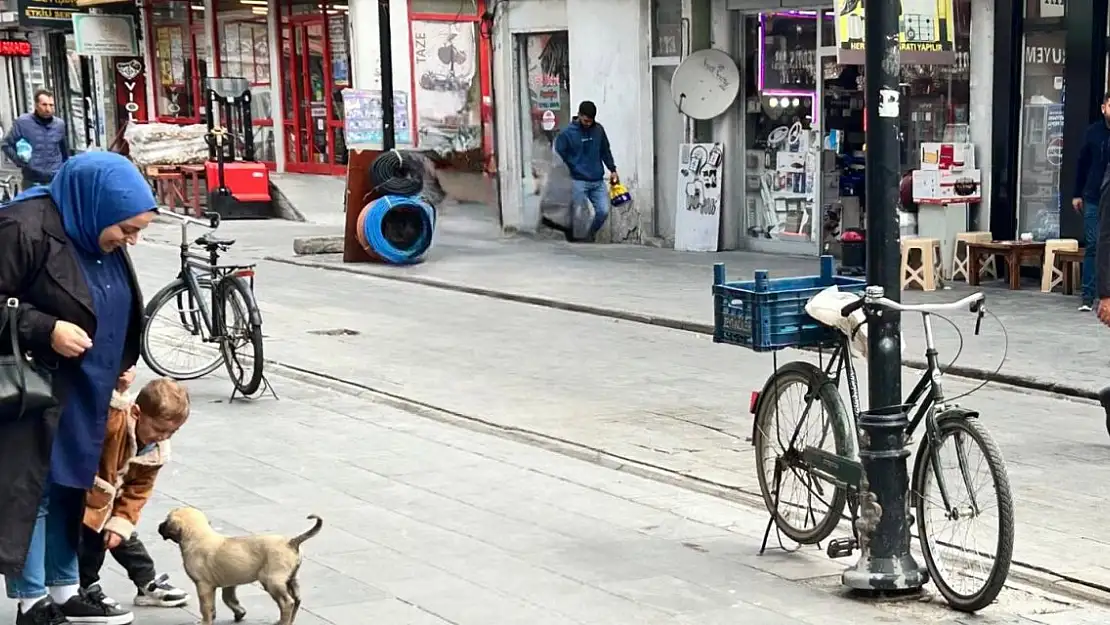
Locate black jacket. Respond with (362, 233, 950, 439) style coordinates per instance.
(0, 196, 143, 576)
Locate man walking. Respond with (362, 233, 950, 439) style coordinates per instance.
(554, 101, 618, 241)
(1071, 92, 1110, 311)
(2, 89, 69, 190)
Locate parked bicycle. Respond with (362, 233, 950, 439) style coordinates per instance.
(140, 210, 267, 398)
(713, 259, 1013, 613)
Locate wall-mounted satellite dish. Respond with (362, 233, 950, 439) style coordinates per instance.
(670, 49, 741, 121)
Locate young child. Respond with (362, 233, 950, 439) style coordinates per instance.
(69, 374, 192, 624)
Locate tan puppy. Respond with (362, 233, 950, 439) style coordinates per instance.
(158, 507, 322, 625)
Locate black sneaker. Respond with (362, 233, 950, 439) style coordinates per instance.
(15, 597, 66, 625)
(59, 586, 134, 625)
(134, 573, 189, 607)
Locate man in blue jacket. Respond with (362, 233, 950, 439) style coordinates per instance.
(554, 101, 619, 241)
(2, 89, 69, 191)
(1071, 92, 1110, 311)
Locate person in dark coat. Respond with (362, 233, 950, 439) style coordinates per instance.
(0, 152, 156, 625)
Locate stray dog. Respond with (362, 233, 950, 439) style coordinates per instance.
(158, 507, 322, 625)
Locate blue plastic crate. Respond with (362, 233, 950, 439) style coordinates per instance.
(712, 255, 866, 352)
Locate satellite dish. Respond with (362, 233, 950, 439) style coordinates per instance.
(670, 49, 741, 120)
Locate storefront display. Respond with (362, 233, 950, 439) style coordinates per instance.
(739, 2, 971, 255)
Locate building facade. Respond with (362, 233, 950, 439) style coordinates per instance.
(492, 0, 1106, 251)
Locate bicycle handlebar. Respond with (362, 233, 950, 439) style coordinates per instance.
(157, 209, 221, 230)
(840, 290, 985, 318)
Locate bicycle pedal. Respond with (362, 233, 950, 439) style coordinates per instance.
(826, 537, 857, 559)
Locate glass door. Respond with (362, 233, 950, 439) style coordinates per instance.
(739, 11, 824, 255)
(516, 32, 570, 229)
(283, 16, 337, 174)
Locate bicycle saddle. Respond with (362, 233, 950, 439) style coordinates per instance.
(195, 233, 236, 248)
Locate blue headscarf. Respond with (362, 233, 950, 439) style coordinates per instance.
(8, 152, 156, 255)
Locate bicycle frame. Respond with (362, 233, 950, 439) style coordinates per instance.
(819, 310, 976, 514)
(171, 219, 256, 342)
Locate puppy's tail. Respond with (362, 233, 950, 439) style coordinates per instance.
(289, 515, 323, 550)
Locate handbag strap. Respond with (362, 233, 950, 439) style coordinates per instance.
(4, 298, 30, 416)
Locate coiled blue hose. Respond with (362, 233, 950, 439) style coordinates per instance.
(360, 194, 436, 264)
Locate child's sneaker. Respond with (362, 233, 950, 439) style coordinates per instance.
(134, 574, 189, 608)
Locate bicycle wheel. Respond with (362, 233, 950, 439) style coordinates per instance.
(913, 415, 1014, 613)
(141, 280, 223, 380)
(753, 361, 854, 544)
(216, 276, 265, 396)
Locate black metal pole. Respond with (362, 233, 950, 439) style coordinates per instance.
(841, 0, 928, 594)
(377, 0, 396, 150)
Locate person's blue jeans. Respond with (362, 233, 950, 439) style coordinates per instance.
(571, 179, 610, 237)
(1083, 200, 1099, 304)
(4, 483, 83, 599)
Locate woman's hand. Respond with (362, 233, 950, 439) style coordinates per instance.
(50, 320, 92, 357)
(104, 530, 123, 550)
(117, 366, 136, 392)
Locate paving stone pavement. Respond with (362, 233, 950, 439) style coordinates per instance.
(147, 194, 1110, 396)
(2, 372, 1086, 624)
(120, 235, 1110, 600)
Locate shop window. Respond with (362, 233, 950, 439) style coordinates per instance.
(744, 12, 819, 245)
(1016, 29, 1066, 238)
(1026, 0, 1064, 20)
(216, 0, 274, 161)
(410, 0, 477, 15)
(651, 0, 682, 57)
(147, 0, 205, 121)
(411, 19, 482, 159)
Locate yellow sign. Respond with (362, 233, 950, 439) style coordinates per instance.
(834, 0, 957, 65)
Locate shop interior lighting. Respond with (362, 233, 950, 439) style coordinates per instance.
(757, 11, 833, 125)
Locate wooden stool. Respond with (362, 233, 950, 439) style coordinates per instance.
(952, 231, 997, 282)
(901, 237, 943, 291)
(1055, 249, 1085, 295)
(1040, 238, 1080, 293)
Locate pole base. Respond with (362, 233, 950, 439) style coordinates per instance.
(842, 553, 928, 592)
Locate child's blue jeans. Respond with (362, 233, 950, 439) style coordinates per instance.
(4, 483, 83, 599)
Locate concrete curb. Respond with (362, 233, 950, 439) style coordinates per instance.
(263, 255, 1099, 401)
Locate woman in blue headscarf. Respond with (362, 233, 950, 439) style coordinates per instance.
(0, 152, 155, 625)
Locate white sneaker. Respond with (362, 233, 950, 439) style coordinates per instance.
(133, 574, 189, 608)
(1079, 303, 1093, 312)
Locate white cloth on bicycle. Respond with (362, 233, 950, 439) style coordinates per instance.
(805, 285, 906, 359)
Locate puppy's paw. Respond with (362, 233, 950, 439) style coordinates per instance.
(232, 607, 247, 622)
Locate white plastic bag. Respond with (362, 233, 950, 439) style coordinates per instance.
(804, 285, 906, 359)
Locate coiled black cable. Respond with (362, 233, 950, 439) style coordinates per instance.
(370, 149, 424, 197)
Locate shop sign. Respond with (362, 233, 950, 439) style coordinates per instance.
(340, 88, 414, 149)
(674, 142, 724, 252)
(833, 0, 957, 65)
(114, 57, 147, 124)
(16, 0, 78, 29)
(73, 14, 137, 57)
(0, 39, 32, 57)
(1025, 45, 1064, 66)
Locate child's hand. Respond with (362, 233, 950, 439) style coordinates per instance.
(116, 366, 136, 392)
(104, 530, 124, 550)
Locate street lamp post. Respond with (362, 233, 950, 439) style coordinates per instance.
(378, 0, 396, 150)
(840, 0, 929, 595)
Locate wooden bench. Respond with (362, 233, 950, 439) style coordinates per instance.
(1054, 249, 1085, 296)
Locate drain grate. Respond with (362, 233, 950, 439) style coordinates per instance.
(307, 328, 361, 336)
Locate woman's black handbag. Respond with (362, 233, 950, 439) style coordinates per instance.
(0, 298, 55, 422)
